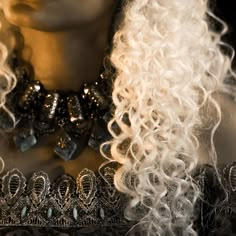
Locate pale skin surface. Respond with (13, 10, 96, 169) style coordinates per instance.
(216, 93, 236, 163)
(0, 0, 117, 178)
(198, 92, 236, 165)
(0, 0, 235, 179)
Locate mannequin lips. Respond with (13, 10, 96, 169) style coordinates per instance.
(14, 0, 43, 3)
(11, 0, 44, 8)
(11, 3, 36, 12)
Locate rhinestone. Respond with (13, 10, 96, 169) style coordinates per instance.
(47, 207, 53, 219)
(73, 207, 78, 220)
(21, 206, 27, 218)
(100, 207, 105, 219)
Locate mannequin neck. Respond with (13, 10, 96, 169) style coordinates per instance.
(19, 11, 113, 91)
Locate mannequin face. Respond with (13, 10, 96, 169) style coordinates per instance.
(1, 0, 116, 31)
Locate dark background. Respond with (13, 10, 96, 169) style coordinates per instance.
(215, 0, 236, 58)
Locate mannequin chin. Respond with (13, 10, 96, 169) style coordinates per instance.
(1, 0, 116, 31)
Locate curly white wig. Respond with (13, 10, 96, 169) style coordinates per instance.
(102, 0, 233, 235)
(0, 0, 234, 235)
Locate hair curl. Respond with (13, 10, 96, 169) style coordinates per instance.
(0, 11, 17, 131)
(101, 0, 233, 235)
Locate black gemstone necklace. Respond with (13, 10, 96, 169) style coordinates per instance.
(0, 51, 113, 161)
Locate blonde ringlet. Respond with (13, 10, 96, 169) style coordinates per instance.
(101, 0, 233, 235)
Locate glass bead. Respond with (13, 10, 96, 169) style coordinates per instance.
(54, 133, 77, 161)
(40, 92, 60, 122)
(18, 80, 44, 111)
(83, 84, 109, 110)
(67, 94, 85, 124)
(88, 120, 111, 150)
(14, 128, 37, 152)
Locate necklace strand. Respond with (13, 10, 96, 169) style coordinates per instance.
(0, 51, 113, 161)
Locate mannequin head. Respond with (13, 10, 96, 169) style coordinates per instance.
(0, 1, 234, 235)
(1, 0, 117, 31)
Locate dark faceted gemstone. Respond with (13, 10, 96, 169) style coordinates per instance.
(83, 83, 109, 110)
(14, 128, 37, 152)
(40, 92, 60, 122)
(54, 133, 77, 161)
(18, 80, 44, 111)
(0, 108, 14, 130)
(67, 94, 85, 124)
(88, 119, 112, 150)
(62, 123, 90, 156)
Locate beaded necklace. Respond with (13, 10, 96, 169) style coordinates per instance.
(0, 51, 114, 161)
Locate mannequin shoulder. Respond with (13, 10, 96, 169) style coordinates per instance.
(213, 92, 236, 164)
